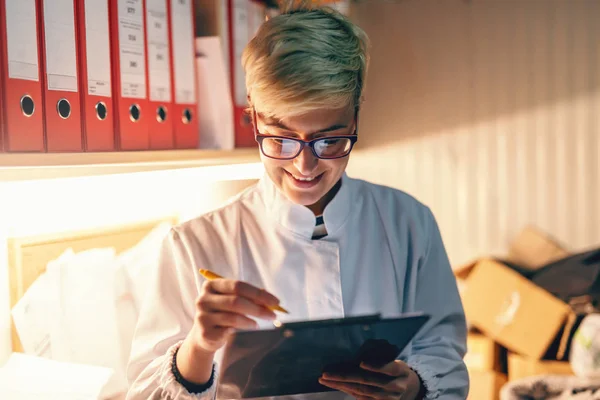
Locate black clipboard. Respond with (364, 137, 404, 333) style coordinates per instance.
(216, 313, 430, 399)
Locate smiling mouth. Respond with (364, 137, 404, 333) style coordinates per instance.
(285, 171, 324, 186)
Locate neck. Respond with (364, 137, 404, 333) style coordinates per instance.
(307, 179, 342, 216)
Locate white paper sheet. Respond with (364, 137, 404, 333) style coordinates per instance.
(115, 222, 171, 311)
(195, 37, 234, 150)
(11, 273, 54, 358)
(11, 249, 74, 359)
(0, 353, 114, 400)
(8, 224, 176, 400)
(113, 222, 171, 369)
(47, 248, 128, 398)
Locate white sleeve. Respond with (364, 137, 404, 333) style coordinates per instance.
(125, 228, 218, 400)
(404, 208, 469, 399)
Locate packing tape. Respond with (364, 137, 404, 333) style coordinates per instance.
(495, 291, 521, 327)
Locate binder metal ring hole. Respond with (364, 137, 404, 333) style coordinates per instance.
(95, 102, 108, 121)
(182, 108, 192, 124)
(156, 106, 167, 123)
(57, 98, 71, 119)
(129, 104, 141, 122)
(20, 95, 35, 117)
(283, 329, 294, 338)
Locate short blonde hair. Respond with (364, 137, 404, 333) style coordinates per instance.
(242, 4, 369, 118)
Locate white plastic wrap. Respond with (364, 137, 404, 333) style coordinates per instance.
(570, 314, 600, 380)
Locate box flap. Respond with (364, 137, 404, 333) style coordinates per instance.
(508, 226, 569, 270)
(454, 258, 487, 280)
(461, 259, 571, 359)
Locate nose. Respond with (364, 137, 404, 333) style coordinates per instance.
(293, 145, 318, 176)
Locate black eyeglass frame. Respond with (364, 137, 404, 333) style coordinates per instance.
(252, 108, 359, 160)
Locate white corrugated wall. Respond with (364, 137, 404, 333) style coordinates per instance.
(346, 0, 600, 266)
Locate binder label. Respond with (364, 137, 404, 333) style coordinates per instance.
(220, 0, 230, 94)
(5, 0, 40, 82)
(232, 0, 263, 107)
(43, 0, 78, 92)
(118, 0, 147, 99)
(84, 0, 112, 97)
(146, 0, 172, 103)
(171, 0, 196, 105)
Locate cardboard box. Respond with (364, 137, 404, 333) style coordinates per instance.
(508, 353, 574, 381)
(465, 333, 502, 372)
(508, 226, 569, 270)
(457, 259, 572, 360)
(468, 371, 507, 400)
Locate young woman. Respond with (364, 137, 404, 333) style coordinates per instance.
(126, 5, 469, 400)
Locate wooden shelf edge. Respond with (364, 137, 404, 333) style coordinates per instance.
(0, 148, 262, 182)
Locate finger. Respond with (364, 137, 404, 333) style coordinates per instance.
(318, 379, 366, 398)
(200, 292, 277, 320)
(321, 370, 395, 388)
(206, 279, 280, 307)
(199, 310, 258, 330)
(360, 360, 409, 377)
(319, 379, 398, 400)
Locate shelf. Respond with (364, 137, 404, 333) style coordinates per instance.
(0, 148, 261, 182)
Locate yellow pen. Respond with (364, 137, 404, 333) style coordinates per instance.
(199, 269, 289, 314)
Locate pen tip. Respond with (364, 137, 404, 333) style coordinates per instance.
(277, 306, 289, 314)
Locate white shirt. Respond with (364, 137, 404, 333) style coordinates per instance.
(126, 173, 469, 400)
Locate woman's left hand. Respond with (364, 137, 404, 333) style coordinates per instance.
(319, 359, 423, 400)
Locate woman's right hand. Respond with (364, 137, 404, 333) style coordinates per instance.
(176, 278, 280, 385)
(192, 278, 280, 352)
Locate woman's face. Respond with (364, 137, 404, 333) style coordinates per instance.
(255, 106, 357, 215)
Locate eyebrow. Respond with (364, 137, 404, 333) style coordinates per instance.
(262, 118, 349, 136)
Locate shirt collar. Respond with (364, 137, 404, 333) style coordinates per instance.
(259, 172, 354, 239)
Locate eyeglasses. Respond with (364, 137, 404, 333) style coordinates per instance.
(252, 110, 359, 160)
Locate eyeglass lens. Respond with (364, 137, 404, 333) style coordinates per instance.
(261, 137, 352, 159)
